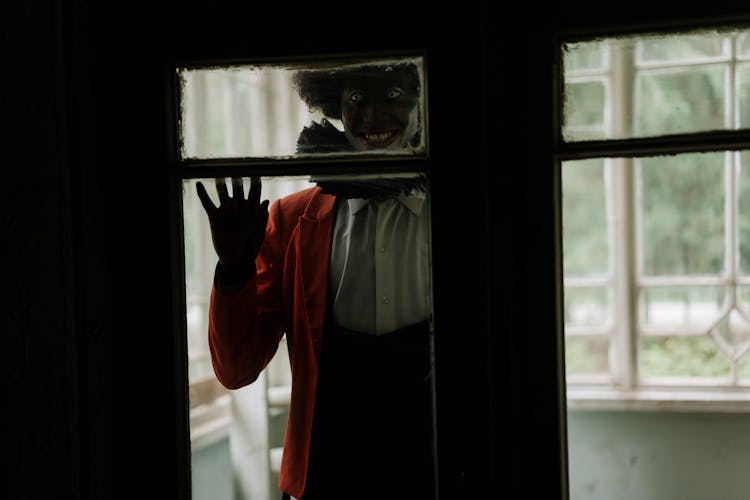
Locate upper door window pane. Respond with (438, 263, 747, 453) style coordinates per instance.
(562, 28, 750, 142)
(177, 55, 427, 160)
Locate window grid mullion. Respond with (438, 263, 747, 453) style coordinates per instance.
(612, 160, 638, 390)
(726, 33, 740, 383)
(609, 41, 639, 390)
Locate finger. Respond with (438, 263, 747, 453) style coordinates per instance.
(216, 178, 229, 204)
(248, 176, 262, 205)
(232, 177, 245, 200)
(196, 181, 218, 218)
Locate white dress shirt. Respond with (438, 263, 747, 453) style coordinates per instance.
(328, 190, 431, 335)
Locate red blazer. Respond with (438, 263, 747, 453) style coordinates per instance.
(208, 186, 335, 499)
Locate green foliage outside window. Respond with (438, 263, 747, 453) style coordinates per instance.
(640, 335, 732, 377)
(565, 336, 609, 375)
(637, 67, 725, 136)
(640, 153, 725, 276)
(562, 159, 608, 278)
(562, 31, 750, 386)
(739, 154, 750, 274)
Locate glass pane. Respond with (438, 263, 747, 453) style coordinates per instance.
(637, 66, 725, 136)
(563, 80, 606, 141)
(637, 33, 726, 62)
(178, 55, 427, 160)
(183, 181, 213, 382)
(183, 173, 435, 500)
(737, 350, 750, 378)
(562, 28, 750, 142)
(563, 40, 607, 71)
(740, 153, 750, 273)
(738, 31, 750, 57)
(639, 152, 725, 276)
(564, 287, 611, 327)
(736, 65, 750, 129)
(739, 286, 750, 312)
(565, 336, 610, 375)
(182, 177, 309, 384)
(640, 335, 731, 378)
(562, 159, 609, 277)
(640, 286, 726, 329)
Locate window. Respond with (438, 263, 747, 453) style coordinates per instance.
(561, 27, 750, 411)
(173, 54, 434, 500)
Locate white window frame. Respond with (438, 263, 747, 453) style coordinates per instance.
(562, 28, 750, 413)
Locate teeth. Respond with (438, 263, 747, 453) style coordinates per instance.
(364, 131, 394, 143)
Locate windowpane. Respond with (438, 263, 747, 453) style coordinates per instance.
(564, 287, 611, 327)
(738, 32, 750, 57)
(736, 65, 750, 129)
(737, 351, 750, 378)
(637, 33, 726, 62)
(182, 172, 435, 499)
(563, 41, 607, 71)
(562, 158, 609, 277)
(640, 286, 726, 329)
(183, 179, 214, 383)
(182, 176, 313, 500)
(636, 66, 725, 136)
(562, 29, 750, 142)
(640, 335, 731, 378)
(565, 336, 610, 375)
(178, 56, 427, 160)
(739, 286, 750, 312)
(563, 81, 606, 141)
(739, 153, 750, 274)
(639, 153, 725, 276)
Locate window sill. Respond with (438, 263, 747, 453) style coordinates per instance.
(567, 387, 750, 413)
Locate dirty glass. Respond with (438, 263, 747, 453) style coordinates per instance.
(177, 56, 427, 160)
(183, 169, 435, 500)
(178, 53, 435, 500)
(562, 28, 750, 141)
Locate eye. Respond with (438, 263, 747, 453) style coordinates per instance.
(386, 87, 404, 99)
(348, 90, 365, 102)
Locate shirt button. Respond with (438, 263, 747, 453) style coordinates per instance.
(382, 296, 390, 304)
(380, 246, 387, 254)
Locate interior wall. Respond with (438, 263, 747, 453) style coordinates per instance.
(567, 410, 750, 500)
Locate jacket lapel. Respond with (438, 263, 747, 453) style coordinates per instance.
(297, 190, 336, 349)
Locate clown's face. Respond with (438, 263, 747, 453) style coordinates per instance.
(340, 70, 419, 151)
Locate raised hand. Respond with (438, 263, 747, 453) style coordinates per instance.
(196, 176, 269, 276)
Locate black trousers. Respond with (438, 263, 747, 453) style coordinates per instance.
(287, 321, 435, 500)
